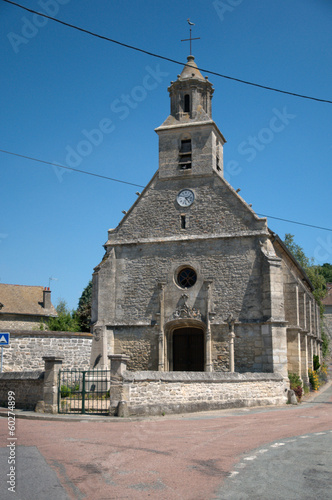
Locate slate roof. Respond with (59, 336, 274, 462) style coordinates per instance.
(322, 283, 332, 306)
(0, 284, 57, 317)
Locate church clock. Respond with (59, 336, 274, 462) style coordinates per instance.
(176, 189, 195, 207)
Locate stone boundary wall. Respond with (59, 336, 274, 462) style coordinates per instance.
(117, 371, 287, 416)
(0, 371, 44, 410)
(2, 330, 92, 372)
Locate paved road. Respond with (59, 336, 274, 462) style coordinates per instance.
(0, 384, 331, 500)
(217, 432, 332, 500)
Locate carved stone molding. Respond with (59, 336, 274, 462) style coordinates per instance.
(171, 293, 202, 321)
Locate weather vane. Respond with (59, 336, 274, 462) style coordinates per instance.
(181, 18, 200, 55)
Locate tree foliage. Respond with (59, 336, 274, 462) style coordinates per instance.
(76, 280, 92, 332)
(318, 263, 332, 284)
(48, 299, 80, 332)
(283, 233, 312, 269)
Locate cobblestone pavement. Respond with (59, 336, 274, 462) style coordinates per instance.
(0, 382, 331, 500)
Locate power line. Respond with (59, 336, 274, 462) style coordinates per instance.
(1, 148, 331, 233)
(3, 0, 332, 105)
(256, 214, 332, 232)
(0, 149, 145, 188)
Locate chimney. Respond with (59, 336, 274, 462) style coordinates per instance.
(43, 287, 51, 309)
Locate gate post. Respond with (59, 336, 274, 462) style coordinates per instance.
(108, 354, 130, 416)
(39, 356, 64, 414)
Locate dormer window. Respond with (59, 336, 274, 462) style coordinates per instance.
(184, 94, 190, 113)
(179, 139, 192, 170)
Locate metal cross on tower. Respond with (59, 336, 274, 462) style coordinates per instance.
(181, 19, 200, 55)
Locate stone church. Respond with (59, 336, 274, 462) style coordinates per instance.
(90, 55, 321, 384)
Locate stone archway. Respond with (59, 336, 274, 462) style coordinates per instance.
(172, 327, 205, 371)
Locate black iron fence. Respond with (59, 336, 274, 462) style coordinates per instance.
(58, 369, 110, 414)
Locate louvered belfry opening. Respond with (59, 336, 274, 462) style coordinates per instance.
(179, 139, 192, 170)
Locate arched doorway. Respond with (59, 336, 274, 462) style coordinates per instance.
(172, 327, 204, 371)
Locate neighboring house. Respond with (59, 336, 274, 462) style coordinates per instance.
(90, 55, 321, 382)
(0, 284, 57, 330)
(322, 283, 332, 341)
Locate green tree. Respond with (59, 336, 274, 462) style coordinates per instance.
(76, 280, 92, 332)
(317, 263, 332, 284)
(48, 299, 80, 332)
(283, 233, 311, 269)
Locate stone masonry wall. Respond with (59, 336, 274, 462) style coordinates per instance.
(323, 306, 332, 340)
(121, 371, 287, 416)
(2, 331, 92, 372)
(108, 174, 267, 243)
(114, 327, 158, 371)
(211, 325, 229, 371)
(234, 324, 264, 372)
(0, 314, 49, 331)
(106, 237, 265, 326)
(0, 371, 44, 410)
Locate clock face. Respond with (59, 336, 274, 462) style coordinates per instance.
(177, 189, 195, 207)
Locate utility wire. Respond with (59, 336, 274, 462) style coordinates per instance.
(0, 149, 145, 188)
(256, 214, 332, 232)
(3, 0, 332, 105)
(1, 148, 331, 233)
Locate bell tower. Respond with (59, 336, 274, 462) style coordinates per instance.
(169, 55, 214, 120)
(155, 55, 226, 179)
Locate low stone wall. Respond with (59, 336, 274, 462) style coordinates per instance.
(2, 330, 92, 372)
(115, 371, 287, 416)
(0, 371, 44, 410)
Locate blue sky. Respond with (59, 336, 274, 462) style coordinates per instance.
(1, 0, 331, 310)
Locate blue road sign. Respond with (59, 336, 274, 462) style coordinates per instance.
(0, 333, 10, 345)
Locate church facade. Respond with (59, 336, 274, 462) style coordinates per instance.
(90, 56, 321, 383)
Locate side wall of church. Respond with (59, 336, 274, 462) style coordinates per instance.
(323, 306, 332, 340)
(274, 243, 318, 336)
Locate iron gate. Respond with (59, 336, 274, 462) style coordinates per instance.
(58, 369, 110, 414)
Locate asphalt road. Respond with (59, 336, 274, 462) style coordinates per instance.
(217, 432, 332, 500)
(0, 383, 331, 500)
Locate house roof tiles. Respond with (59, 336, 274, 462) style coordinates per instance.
(0, 283, 57, 317)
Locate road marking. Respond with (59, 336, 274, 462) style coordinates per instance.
(314, 432, 326, 435)
(228, 471, 239, 478)
(271, 443, 285, 448)
(299, 435, 310, 439)
(257, 449, 268, 454)
(244, 456, 257, 461)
